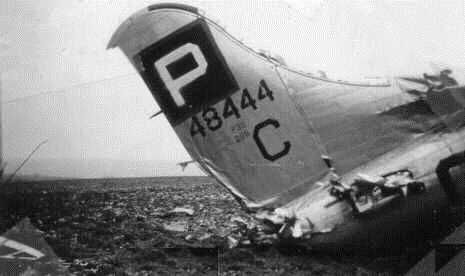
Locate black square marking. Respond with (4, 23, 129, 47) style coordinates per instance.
(138, 19, 239, 125)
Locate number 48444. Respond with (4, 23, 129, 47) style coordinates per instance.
(190, 79, 274, 137)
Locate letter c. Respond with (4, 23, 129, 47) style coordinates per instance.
(253, 119, 291, 162)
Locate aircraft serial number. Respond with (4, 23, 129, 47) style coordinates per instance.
(190, 79, 274, 137)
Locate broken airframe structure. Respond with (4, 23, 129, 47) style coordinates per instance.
(108, 3, 465, 250)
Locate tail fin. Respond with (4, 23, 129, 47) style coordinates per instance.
(108, 4, 328, 209)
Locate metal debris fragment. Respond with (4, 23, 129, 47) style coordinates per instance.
(198, 233, 212, 241)
(169, 207, 195, 216)
(227, 236, 238, 249)
(163, 221, 188, 232)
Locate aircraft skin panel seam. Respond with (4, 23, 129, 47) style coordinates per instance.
(200, 16, 392, 87)
(273, 66, 330, 160)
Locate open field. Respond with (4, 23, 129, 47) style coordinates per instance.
(0, 177, 428, 275)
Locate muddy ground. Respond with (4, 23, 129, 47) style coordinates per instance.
(0, 177, 427, 275)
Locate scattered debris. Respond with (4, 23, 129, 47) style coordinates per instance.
(168, 207, 195, 216)
(230, 216, 247, 226)
(0, 177, 399, 274)
(150, 208, 165, 217)
(163, 221, 188, 232)
(255, 233, 278, 245)
(74, 259, 88, 267)
(318, 228, 334, 234)
(240, 239, 251, 245)
(198, 233, 212, 241)
(227, 236, 239, 249)
(135, 215, 146, 222)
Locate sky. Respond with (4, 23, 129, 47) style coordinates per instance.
(1, 0, 464, 177)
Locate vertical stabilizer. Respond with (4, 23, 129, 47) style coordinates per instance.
(108, 4, 329, 209)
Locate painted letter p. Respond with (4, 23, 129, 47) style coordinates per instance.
(154, 43, 208, 107)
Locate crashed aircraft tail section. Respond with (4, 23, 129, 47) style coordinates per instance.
(108, 3, 465, 250)
(108, 4, 330, 208)
(108, 3, 465, 210)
